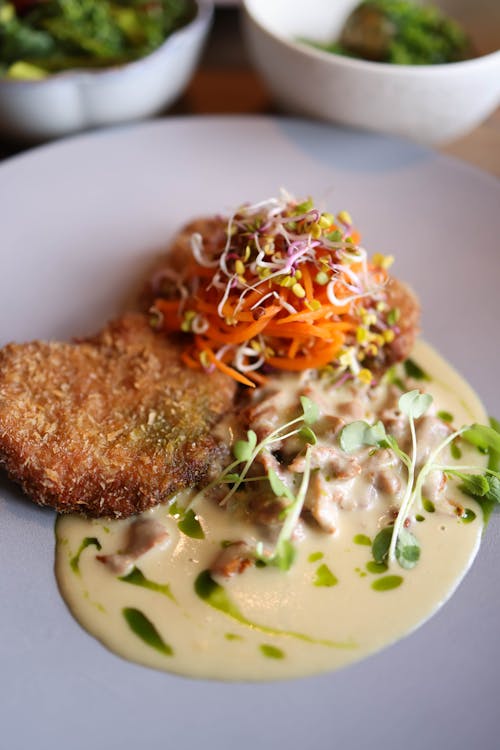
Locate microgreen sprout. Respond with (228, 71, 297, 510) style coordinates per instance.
(340, 389, 500, 568)
(256, 445, 314, 571)
(153, 192, 399, 385)
(208, 396, 320, 571)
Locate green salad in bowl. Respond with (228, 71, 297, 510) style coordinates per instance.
(0, 0, 197, 79)
(305, 0, 473, 65)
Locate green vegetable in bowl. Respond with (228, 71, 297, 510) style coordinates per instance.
(0, 0, 197, 79)
(305, 0, 472, 65)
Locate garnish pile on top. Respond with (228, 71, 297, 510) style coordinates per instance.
(151, 193, 401, 388)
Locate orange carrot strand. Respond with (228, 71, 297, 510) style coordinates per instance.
(203, 348, 255, 388)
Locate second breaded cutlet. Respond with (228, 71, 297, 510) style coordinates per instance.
(0, 314, 236, 518)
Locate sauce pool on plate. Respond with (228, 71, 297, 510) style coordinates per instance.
(55, 341, 487, 681)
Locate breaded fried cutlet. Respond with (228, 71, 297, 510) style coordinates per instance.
(0, 214, 420, 519)
(364, 277, 420, 373)
(384, 278, 420, 364)
(0, 314, 236, 518)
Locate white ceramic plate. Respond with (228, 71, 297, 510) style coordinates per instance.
(1, 117, 499, 750)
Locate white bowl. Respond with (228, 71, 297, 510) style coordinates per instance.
(242, 0, 500, 144)
(0, 1, 213, 142)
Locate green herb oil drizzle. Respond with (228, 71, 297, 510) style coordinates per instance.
(70, 537, 102, 574)
(122, 608, 173, 657)
(260, 644, 285, 660)
(119, 567, 176, 601)
(178, 509, 205, 539)
(366, 561, 388, 574)
(371, 575, 404, 592)
(314, 564, 338, 587)
(308, 551, 324, 563)
(353, 534, 372, 546)
(194, 570, 355, 649)
(461, 508, 476, 524)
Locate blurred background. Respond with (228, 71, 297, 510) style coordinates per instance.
(0, 0, 499, 175)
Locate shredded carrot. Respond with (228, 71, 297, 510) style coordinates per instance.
(151, 194, 392, 386)
(267, 337, 344, 371)
(264, 321, 341, 340)
(203, 348, 255, 388)
(154, 299, 181, 312)
(181, 350, 200, 369)
(300, 263, 314, 301)
(275, 305, 339, 325)
(240, 368, 268, 386)
(288, 338, 300, 359)
(237, 288, 270, 311)
(201, 305, 281, 345)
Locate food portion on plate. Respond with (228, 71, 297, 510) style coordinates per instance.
(0, 314, 235, 517)
(0, 0, 197, 79)
(144, 195, 419, 384)
(302, 0, 473, 65)
(2, 192, 499, 680)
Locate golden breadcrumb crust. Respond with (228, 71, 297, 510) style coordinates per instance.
(0, 218, 419, 519)
(0, 314, 236, 518)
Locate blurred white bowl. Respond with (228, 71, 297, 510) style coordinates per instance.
(0, 1, 213, 142)
(242, 0, 500, 145)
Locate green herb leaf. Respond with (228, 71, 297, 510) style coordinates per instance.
(300, 396, 320, 425)
(455, 473, 490, 497)
(488, 417, 500, 472)
(266, 445, 314, 570)
(458, 471, 500, 503)
(340, 421, 368, 452)
(372, 526, 393, 564)
(340, 419, 388, 453)
(454, 472, 500, 524)
(268, 469, 293, 499)
(375, 524, 420, 571)
(298, 425, 317, 445)
(233, 430, 257, 461)
(463, 424, 500, 455)
(485, 475, 500, 505)
(395, 528, 420, 569)
(221, 473, 241, 483)
(398, 390, 433, 419)
(272, 539, 297, 571)
(387, 434, 404, 454)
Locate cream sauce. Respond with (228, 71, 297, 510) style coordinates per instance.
(55, 341, 487, 681)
